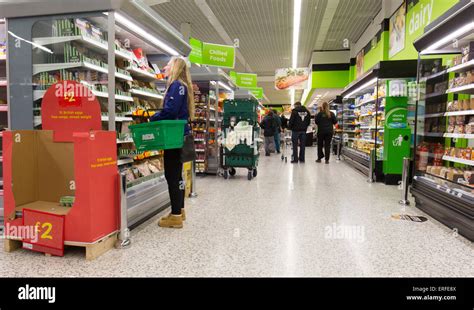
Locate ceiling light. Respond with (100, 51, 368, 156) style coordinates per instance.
(292, 0, 302, 68)
(421, 22, 474, 54)
(113, 12, 180, 56)
(343, 78, 377, 99)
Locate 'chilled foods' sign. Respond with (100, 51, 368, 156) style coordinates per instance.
(275, 68, 310, 90)
(202, 42, 235, 69)
(235, 72, 257, 88)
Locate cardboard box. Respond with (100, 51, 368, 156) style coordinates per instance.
(3, 130, 119, 243)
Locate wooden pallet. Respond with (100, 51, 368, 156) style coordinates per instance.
(4, 232, 118, 260)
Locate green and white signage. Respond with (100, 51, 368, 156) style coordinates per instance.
(189, 37, 203, 64)
(202, 42, 235, 69)
(248, 87, 263, 100)
(235, 72, 257, 88)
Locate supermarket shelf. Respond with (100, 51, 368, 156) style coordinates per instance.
(446, 84, 474, 94)
(423, 91, 447, 99)
(127, 66, 159, 81)
(118, 158, 134, 166)
(33, 61, 132, 81)
(343, 130, 357, 133)
(359, 138, 382, 145)
(130, 89, 163, 100)
(447, 59, 474, 74)
(195, 159, 205, 163)
(117, 139, 134, 144)
(355, 97, 383, 107)
(444, 110, 474, 116)
(33, 35, 133, 61)
(418, 132, 444, 137)
(194, 138, 205, 142)
(442, 156, 474, 166)
(0, 105, 7, 112)
(34, 89, 133, 102)
(0, 55, 5, 61)
(359, 126, 381, 130)
(115, 72, 133, 82)
(444, 133, 474, 139)
(33, 61, 108, 75)
(424, 112, 445, 118)
(0, 79, 6, 87)
(359, 113, 375, 117)
(115, 94, 134, 102)
(101, 116, 133, 122)
(419, 70, 447, 83)
(196, 149, 206, 152)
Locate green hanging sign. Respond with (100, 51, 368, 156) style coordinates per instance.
(202, 42, 235, 68)
(235, 73, 258, 88)
(189, 37, 203, 65)
(248, 87, 263, 100)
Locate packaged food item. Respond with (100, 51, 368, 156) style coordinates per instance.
(59, 196, 75, 207)
(125, 169, 135, 183)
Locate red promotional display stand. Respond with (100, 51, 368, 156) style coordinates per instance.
(3, 81, 120, 259)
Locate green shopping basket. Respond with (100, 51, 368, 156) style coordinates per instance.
(129, 120, 187, 151)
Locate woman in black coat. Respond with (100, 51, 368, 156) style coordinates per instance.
(315, 102, 337, 164)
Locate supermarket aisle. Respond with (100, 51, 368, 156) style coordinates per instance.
(0, 150, 473, 277)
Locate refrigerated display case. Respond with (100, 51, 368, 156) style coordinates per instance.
(2, 0, 191, 229)
(340, 60, 417, 184)
(190, 67, 235, 175)
(412, 0, 473, 241)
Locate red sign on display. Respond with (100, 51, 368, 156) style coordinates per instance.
(22, 209, 65, 257)
(41, 81, 102, 142)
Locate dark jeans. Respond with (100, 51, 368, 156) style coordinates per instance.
(274, 132, 281, 153)
(164, 148, 185, 215)
(292, 131, 306, 161)
(317, 132, 333, 162)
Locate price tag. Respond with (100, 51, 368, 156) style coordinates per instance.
(22, 209, 65, 256)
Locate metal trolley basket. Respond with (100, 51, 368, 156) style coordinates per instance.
(220, 99, 260, 181)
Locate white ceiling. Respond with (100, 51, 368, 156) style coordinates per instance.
(151, 0, 382, 105)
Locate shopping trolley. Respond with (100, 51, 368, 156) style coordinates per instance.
(281, 129, 292, 163)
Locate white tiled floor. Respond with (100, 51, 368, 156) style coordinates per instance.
(1, 148, 473, 277)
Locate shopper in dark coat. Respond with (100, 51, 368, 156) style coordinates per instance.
(281, 114, 288, 130)
(315, 101, 337, 164)
(288, 102, 311, 163)
(260, 110, 277, 156)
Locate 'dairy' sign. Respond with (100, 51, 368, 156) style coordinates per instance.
(202, 42, 235, 69)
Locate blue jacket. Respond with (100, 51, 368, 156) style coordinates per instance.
(150, 80, 190, 135)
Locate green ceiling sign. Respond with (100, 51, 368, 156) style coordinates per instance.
(235, 73, 257, 88)
(189, 37, 203, 64)
(202, 42, 235, 68)
(248, 87, 263, 100)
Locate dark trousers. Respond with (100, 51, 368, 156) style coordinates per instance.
(274, 132, 281, 153)
(292, 131, 306, 161)
(317, 132, 333, 162)
(164, 149, 184, 215)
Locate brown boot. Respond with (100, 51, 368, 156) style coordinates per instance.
(181, 208, 186, 221)
(158, 214, 183, 228)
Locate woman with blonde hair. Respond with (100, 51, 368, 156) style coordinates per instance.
(151, 56, 194, 228)
(315, 101, 337, 164)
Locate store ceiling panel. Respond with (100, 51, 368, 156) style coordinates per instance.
(152, 0, 381, 105)
(322, 0, 382, 50)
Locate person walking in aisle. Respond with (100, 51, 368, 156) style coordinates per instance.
(150, 57, 194, 228)
(260, 110, 277, 156)
(280, 112, 288, 130)
(273, 109, 282, 154)
(288, 101, 311, 163)
(315, 101, 337, 164)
